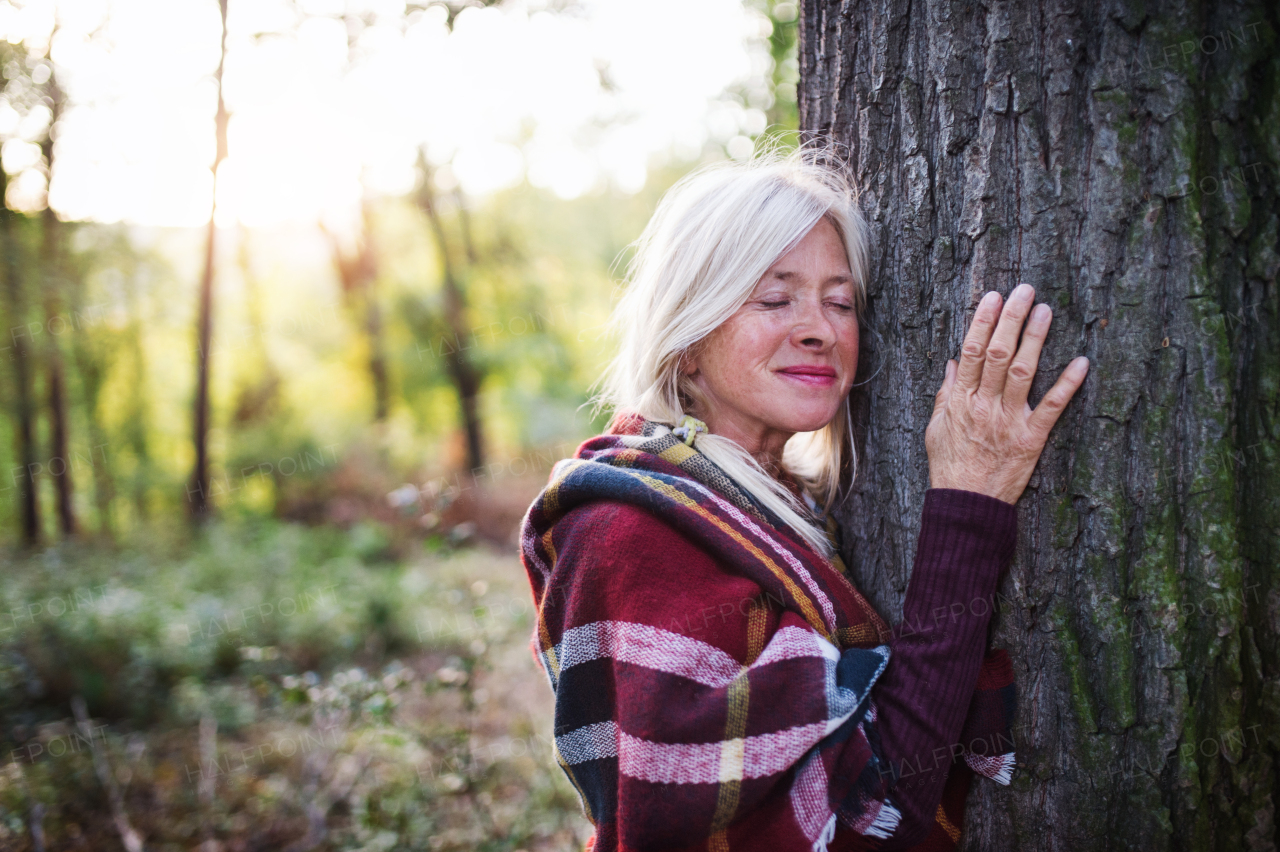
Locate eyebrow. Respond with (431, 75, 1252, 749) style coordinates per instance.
(768, 270, 856, 286)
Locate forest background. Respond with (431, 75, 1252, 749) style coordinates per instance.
(0, 1, 804, 848)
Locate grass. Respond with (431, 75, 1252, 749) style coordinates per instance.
(0, 517, 591, 851)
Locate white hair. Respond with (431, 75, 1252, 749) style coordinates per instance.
(590, 143, 870, 560)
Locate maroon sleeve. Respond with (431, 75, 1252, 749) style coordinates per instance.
(870, 488, 1018, 849)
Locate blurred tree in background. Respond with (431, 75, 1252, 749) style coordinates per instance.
(188, 0, 229, 521)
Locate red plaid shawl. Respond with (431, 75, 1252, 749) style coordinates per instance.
(519, 412, 1015, 851)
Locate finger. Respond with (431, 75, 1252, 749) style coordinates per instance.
(1028, 356, 1090, 439)
(932, 359, 957, 417)
(977, 283, 1035, 401)
(1004, 302, 1052, 410)
(955, 291, 1002, 391)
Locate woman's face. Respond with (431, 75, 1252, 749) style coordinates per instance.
(685, 216, 859, 452)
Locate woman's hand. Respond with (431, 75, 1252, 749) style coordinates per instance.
(925, 283, 1089, 505)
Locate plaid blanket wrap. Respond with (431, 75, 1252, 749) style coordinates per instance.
(519, 413, 1015, 851)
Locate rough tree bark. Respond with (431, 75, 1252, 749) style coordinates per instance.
(801, 1, 1278, 849)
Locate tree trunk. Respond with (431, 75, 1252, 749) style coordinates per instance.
(366, 290, 389, 423)
(125, 281, 149, 524)
(324, 204, 389, 423)
(0, 169, 41, 546)
(189, 0, 229, 520)
(42, 212, 74, 536)
(801, 2, 1278, 849)
(416, 157, 485, 473)
(71, 342, 115, 538)
(41, 70, 75, 537)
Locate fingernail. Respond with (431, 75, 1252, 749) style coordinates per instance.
(1014, 282, 1033, 300)
(1033, 304, 1050, 322)
(981, 291, 999, 307)
(1072, 357, 1090, 374)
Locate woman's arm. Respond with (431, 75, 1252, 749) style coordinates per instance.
(864, 283, 1085, 846)
(868, 488, 1018, 849)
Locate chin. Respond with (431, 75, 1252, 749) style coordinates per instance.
(775, 402, 840, 434)
(786, 419, 837, 434)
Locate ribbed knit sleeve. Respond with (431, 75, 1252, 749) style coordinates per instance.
(870, 488, 1018, 849)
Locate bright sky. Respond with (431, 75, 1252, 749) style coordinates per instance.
(0, 0, 776, 228)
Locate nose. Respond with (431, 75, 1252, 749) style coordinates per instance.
(789, 293, 837, 349)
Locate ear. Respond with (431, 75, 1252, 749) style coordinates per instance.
(678, 348, 699, 377)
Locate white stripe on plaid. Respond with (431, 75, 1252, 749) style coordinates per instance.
(520, 519, 550, 585)
(552, 621, 888, 742)
(617, 722, 829, 784)
(753, 624, 835, 666)
(677, 477, 843, 635)
(554, 621, 833, 688)
(555, 720, 619, 765)
(790, 750, 833, 843)
(964, 751, 1015, 785)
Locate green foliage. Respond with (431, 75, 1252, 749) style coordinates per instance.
(0, 520, 589, 849)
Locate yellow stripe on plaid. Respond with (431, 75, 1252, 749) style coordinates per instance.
(657, 441, 698, 466)
(745, 597, 768, 664)
(835, 624, 879, 646)
(612, 448, 644, 467)
(544, 457, 588, 496)
(542, 461, 570, 516)
(537, 610, 559, 677)
(631, 472, 833, 640)
(540, 525, 558, 569)
(937, 804, 961, 841)
(710, 672, 750, 825)
(537, 525, 561, 673)
(708, 599, 769, 845)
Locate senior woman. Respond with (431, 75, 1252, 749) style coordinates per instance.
(519, 150, 1088, 852)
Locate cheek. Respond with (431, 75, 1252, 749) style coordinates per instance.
(712, 316, 781, 369)
(842, 323, 860, 386)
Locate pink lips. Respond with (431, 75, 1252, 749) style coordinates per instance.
(777, 365, 837, 387)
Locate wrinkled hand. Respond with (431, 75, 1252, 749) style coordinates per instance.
(926, 283, 1089, 505)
